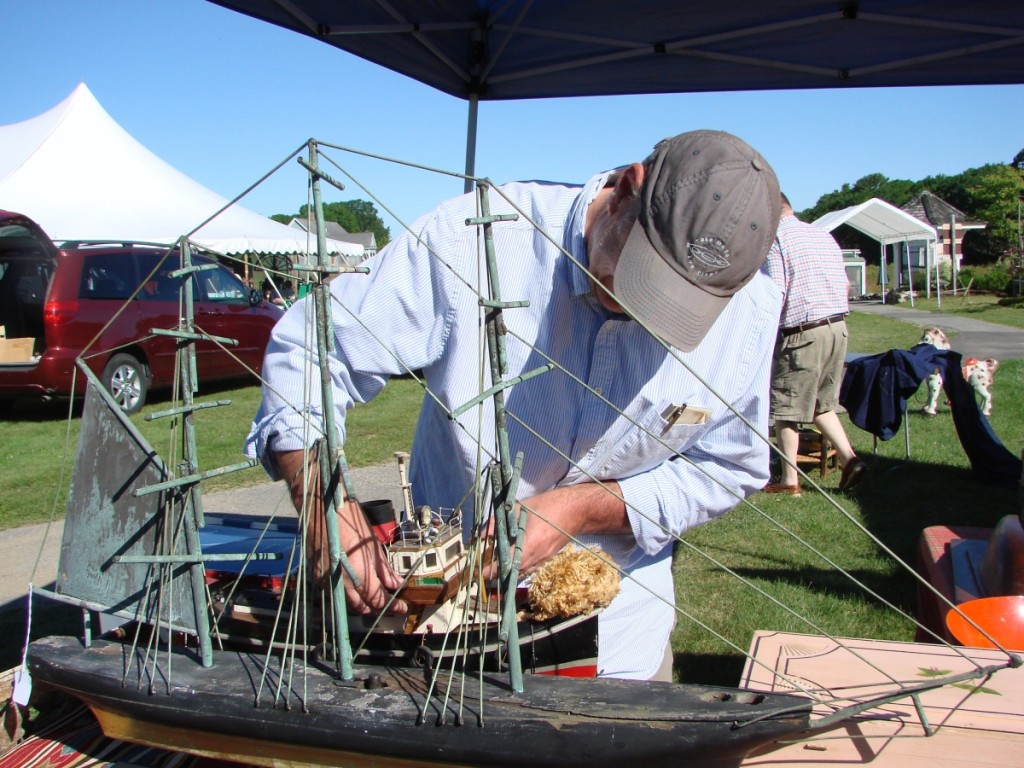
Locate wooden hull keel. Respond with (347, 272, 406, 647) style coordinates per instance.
(28, 635, 813, 768)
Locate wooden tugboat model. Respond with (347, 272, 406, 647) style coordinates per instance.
(20, 141, 1021, 767)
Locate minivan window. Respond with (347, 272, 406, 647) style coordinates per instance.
(201, 266, 248, 304)
(0, 224, 37, 239)
(136, 253, 210, 303)
(80, 253, 136, 300)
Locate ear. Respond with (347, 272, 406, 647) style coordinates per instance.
(609, 163, 644, 212)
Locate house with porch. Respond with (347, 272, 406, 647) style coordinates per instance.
(901, 191, 986, 287)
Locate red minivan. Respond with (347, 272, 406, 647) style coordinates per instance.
(0, 210, 282, 413)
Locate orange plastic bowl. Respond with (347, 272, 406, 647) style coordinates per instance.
(945, 595, 1024, 650)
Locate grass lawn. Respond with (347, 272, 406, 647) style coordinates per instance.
(674, 388, 1023, 683)
(673, 309, 1024, 684)
(0, 377, 424, 531)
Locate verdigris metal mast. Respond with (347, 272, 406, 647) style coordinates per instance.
(454, 182, 553, 693)
(298, 140, 368, 681)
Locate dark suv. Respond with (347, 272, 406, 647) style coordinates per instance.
(0, 210, 282, 413)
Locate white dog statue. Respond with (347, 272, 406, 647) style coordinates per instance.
(918, 327, 999, 416)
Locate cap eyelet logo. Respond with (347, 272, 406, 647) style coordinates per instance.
(687, 236, 731, 276)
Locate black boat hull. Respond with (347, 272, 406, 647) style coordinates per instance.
(28, 635, 812, 768)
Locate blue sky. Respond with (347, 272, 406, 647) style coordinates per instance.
(5, 1, 1023, 236)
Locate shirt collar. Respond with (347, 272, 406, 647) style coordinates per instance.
(565, 170, 613, 297)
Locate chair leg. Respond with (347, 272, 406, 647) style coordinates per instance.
(820, 435, 831, 478)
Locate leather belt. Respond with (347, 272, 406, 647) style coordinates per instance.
(779, 313, 847, 337)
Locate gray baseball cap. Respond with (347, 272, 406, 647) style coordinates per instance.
(614, 130, 780, 352)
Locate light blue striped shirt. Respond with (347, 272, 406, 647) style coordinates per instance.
(245, 174, 782, 679)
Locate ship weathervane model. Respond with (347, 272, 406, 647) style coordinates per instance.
(17, 139, 1023, 768)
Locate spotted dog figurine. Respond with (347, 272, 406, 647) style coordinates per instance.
(918, 327, 999, 417)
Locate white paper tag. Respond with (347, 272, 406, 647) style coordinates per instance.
(12, 666, 32, 706)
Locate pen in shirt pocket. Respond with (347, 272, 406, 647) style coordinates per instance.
(661, 403, 711, 433)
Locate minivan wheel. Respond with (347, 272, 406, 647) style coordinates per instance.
(101, 354, 148, 414)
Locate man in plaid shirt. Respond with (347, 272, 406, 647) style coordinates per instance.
(761, 193, 868, 496)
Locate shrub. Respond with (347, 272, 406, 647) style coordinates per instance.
(959, 260, 1013, 293)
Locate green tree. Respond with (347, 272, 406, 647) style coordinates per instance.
(959, 164, 1024, 261)
(799, 173, 916, 222)
(806, 161, 1024, 267)
(271, 200, 392, 248)
(298, 200, 391, 248)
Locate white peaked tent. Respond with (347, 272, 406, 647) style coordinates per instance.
(0, 84, 362, 258)
(814, 198, 938, 298)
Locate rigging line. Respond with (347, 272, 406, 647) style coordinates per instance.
(777, 664, 1014, 733)
(454, 533, 494, 725)
(303, 242, 931, 685)
(498, 321, 1000, 666)
(136, 493, 181, 695)
(123, 490, 169, 690)
(26, 368, 78, 590)
(276, 548, 303, 715)
(504, 410, 994, 696)
(276, 146, 1007, 680)
(258, 446, 318, 707)
(76, 242, 179, 362)
(185, 320, 263, 381)
(148, 497, 178, 693)
(316, 140, 472, 185)
(432, 519, 490, 725)
(471, 464, 497, 726)
(349, 549, 428, 658)
(259, 525, 301, 709)
(165, 490, 199, 692)
(207, 493, 294, 634)
(182, 141, 310, 243)
(312, 167, 500, 315)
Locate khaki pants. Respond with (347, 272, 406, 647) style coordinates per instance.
(649, 642, 674, 682)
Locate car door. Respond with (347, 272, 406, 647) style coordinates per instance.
(135, 251, 199, 385)
(193, 262, 277, 379)
(75, 251, 149, 376)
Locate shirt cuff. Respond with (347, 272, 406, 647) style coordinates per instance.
(619, 471, 676, 557)
(244, 406, 331, 481)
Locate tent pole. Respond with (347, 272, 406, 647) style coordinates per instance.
(463, 94, 479, 194)
(895, 239, 902, 291)
(949, 213, 958, 295)
(879, 243, 887, 303)
(905, 238, 914, 308)
(925, 240, 932, 299)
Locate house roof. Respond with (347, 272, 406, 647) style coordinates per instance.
(901, 191, 986, 230)
(289, 218, 376, 249)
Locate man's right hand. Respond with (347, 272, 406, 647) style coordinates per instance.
(274, 449, 407, 615)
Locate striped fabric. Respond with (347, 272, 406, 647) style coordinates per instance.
(247, 173, 781, 680)
(0, 701, 205, 767)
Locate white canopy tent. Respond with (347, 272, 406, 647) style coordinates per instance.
(0, 83, 362, 260)
(814, 198, 938, 300)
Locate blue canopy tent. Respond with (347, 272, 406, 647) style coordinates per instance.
(209, 1, 1024, 184)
